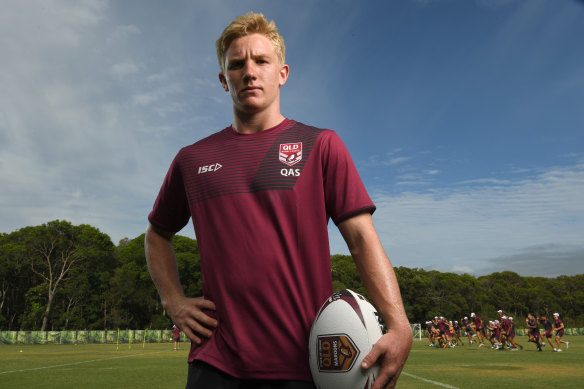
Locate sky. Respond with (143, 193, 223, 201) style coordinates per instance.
(1, 0, 583, 277)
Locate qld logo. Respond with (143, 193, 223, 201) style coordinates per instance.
(279, 142, 302, 166)
(316, 334, 360, 372)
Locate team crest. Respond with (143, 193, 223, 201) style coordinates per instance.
(316, 334, 360, 372)
(279, 142, 302, 166)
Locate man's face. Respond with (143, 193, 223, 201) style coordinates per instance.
(219, 33, 289, 115)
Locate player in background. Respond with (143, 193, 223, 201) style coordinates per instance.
(553, 313, 569, 352)
(489, 321, 501, 349)
(539, 315, 554, 350)
(173, 324, 181, 350)
(526, 313, 543, 352)
(462, 316, 474, 344)
(497, 315, 521, 351)
(506, 316, 522, 351)
(470, 313, 485, 347)
(453, 321, 464, 346)
(444, 317, 454, 348)
(145, 12, 411, 389)
(425, 321, 436, 346)
(430, 317, 442, 347)
(435, 317, 446, 348)
(499, 317, 511, 350)
(448, 319, 456, 347)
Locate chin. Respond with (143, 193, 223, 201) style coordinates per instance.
(237, 102, 266, 113)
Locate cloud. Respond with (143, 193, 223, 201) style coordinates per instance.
(110, 61, 141, 78)
(0, 1, 234, 243)
(365, 150, 415, 168)
(329, 161, 584, 276)
(479, 244, 584, 277)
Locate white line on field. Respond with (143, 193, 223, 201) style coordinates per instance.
(401, 372, 460, 389)
(0, 350, 171, 375)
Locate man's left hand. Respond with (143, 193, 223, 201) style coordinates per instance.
(361, 326, 412, 389)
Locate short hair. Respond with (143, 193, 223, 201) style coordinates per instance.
(216, 12, 286, 74)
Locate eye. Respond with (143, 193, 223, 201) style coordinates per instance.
(227, 60, 244, 70)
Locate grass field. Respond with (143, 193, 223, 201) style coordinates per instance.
(1, 336, 582, 388)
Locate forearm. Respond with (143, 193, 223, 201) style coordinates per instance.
(355, 243, 409, 330)
(339, 213, 411, 388)
(339, 214, 410, 331)
(144, 223, 184, 308)
(145, 224, 217, 342)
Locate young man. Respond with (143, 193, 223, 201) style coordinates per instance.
(488, 321, 500, 349)
(453, 320, 463, 346)
(425, 321, 436, 346)
(506, 316, 522, 350)
(526, 313, 542, 352)
(539, 315, 554, 351)
(462, 316, 474, 344)
(173, 324, 181, 350)
(553, 313, 569, 352)
(470, 313, 485, 347)
(145, 12, 411, 389)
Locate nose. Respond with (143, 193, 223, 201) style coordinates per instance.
(243, 59, 257, 81)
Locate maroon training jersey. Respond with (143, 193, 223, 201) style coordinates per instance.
(148, 119, 375, 380)
(473, 316, 482, 328)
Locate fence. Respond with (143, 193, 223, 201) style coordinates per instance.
(2, 327, 583, 345)
(0, 329, 188, 345)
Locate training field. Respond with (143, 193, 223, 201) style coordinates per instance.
(1, 336, 582, 388)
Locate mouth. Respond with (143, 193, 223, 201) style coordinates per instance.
(242, 86, 261, 93)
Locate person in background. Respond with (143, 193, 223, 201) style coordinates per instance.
(538, 315, 554, 351)
(470, 313, 485, 347)
(526, 313, 542, 352)
(173, 324, 181, 350)
(553, 313, 569, 352)
(453, 320, 464, 346)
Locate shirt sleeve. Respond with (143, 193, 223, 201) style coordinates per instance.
(320, 130, 376, 225)
(148, 150, 191, 233)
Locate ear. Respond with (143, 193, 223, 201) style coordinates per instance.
(278, 64, 290, 87)
(219, 72, 229, 91)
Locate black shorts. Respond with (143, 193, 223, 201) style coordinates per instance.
(186, 361, 317, 389)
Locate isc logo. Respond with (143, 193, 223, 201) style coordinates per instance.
(198, 163, 222, 174)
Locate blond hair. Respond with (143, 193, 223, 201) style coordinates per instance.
(216, 12, 286, 73)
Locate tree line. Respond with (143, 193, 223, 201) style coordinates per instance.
(1, 221, 582, 331)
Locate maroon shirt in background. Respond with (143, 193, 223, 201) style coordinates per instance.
(149, 119, 375, 381)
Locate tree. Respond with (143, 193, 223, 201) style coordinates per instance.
(109, 234, 160, 329)
(109, 233, 201, 329)
(16, 221, 114, 331)
(2, 221, 584, 330)
(0, 231, 34, 330)
(331, 254, 368, 298)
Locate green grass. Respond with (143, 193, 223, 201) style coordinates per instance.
(0, 342, 189, 388)
(1, 337, 582, 388)
(398, 336, 583, 388)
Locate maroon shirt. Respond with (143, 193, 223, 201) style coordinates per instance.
(555, 319, 565, 334)
(473, 315, 483, 329)
(149, 119, 375, 380)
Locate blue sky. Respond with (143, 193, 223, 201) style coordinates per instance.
(1, 0, 583, 277)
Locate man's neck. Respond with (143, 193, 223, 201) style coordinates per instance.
(231, 108, 285, 134)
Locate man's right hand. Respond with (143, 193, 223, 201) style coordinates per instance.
(145, 224, 218, 345)
(166, 296, 218, 344)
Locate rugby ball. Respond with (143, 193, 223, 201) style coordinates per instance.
(309, 289, 384, 389)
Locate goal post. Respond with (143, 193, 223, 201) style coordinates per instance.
(410, 323, 422, 340)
